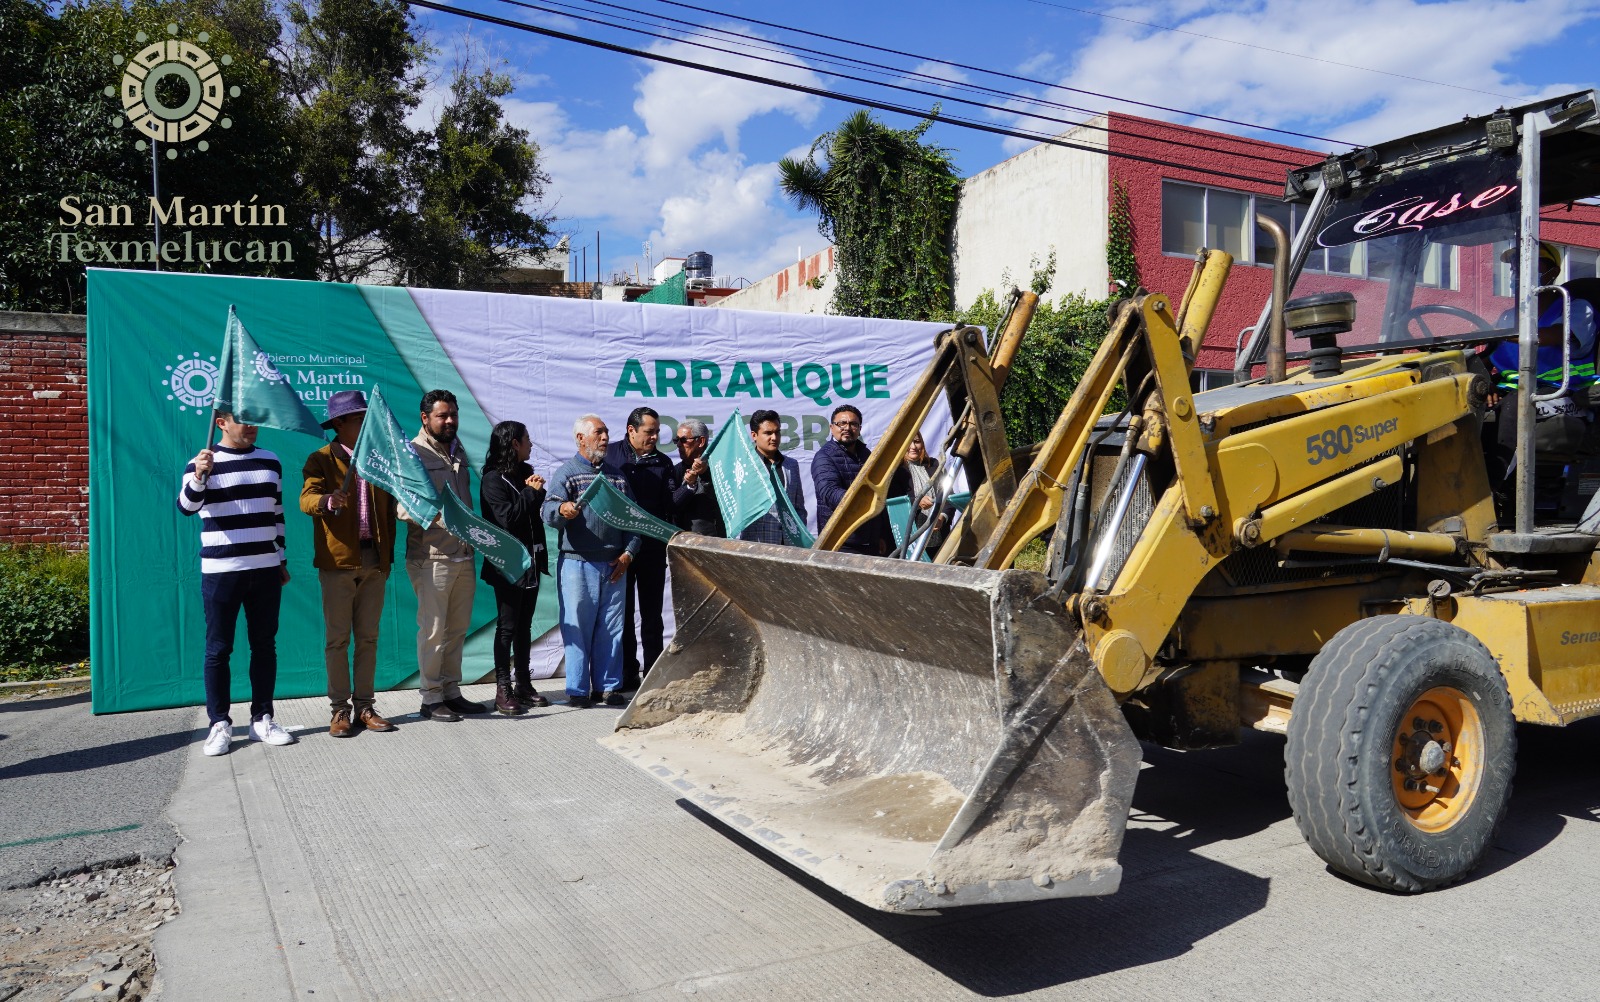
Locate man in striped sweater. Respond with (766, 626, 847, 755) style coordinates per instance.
(178, 412, 297, 757)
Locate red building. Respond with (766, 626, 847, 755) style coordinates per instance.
(1105, 113, 1600, 380)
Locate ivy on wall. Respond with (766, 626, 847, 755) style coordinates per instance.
(1106, 180, 1140, 296)
(779, 110, 960, 321)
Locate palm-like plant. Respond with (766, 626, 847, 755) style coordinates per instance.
(779, 110, 959, 321)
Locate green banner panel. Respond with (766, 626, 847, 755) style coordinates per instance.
(86, 269, 551, 713)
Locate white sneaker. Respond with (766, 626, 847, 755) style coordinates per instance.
(249, 714, 296, 746)
(203, 721, 232, 757)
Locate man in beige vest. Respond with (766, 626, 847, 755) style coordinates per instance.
(400, 389, 486, 721)
(301, 390, 399, 737)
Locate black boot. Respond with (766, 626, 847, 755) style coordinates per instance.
(513, 665, 550, 708)
(494, 662, 524, 716)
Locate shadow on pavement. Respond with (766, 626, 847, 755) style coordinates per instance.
(677, 729, 1283, 995)
(0, 690, 92, 714)
(1470, 716, 1600, 882)
(0, 726, 194, 781)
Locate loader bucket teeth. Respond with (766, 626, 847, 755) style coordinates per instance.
(600, 535, 1143, 913)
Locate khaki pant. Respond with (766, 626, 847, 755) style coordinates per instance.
(407, 557, 475, 705)
(319, 549, 388, 713)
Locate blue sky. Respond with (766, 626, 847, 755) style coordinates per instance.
(407, 0, 1600, 287)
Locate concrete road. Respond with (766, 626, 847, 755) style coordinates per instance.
(0, 689, 192, 889)
(154, 683, 1600, 1001)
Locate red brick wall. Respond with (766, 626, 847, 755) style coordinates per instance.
(1106, 113, 1318, 371)
(0, 312, 87, 547)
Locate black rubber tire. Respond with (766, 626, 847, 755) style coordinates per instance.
(1285, 615, 1516, 892)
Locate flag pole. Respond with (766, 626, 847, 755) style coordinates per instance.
(198, 304, 236, 487)
(197, 409, 219, 486)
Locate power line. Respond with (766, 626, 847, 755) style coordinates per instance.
(407, 0, 1292, 187)
(482, 0, 1318, 169)
(630, 0, 1357, 145)
(521, 0, 1323, 166)
(1024, 0, 1516, 100)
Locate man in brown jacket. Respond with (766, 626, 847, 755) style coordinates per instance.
(400, 389, 486, 721)
(301, 390, 399, 737)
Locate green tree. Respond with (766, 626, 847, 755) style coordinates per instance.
(278, 0, 427, 283)
(278, 0, 552, 286)
(394, 66, 553, 288)
(0, 0, 312, 313)
(779, 110, 960, 321)
(952, 288, 1117, 446)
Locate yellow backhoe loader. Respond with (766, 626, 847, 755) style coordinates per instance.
(602, 91, 1600, 912)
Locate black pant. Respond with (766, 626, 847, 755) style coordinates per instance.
(201, 566, 282, 725)
(621, 539, 668, 689)
(490, 580, 539, 681)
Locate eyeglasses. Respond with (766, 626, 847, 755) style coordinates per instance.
(674, 435, 699, 443)
(832, 420, 861, 428)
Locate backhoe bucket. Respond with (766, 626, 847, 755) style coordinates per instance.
(600, 536, 1142, 913)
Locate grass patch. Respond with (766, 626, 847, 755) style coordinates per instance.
(0, 660, 89, 684)
(0, 544, 89, 669)
(1012, 537, 1049, 573)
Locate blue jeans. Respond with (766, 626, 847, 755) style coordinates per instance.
(557, 554, 625, 697)
(201, 566, 283, 725)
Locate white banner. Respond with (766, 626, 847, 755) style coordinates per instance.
(407, 290, 953, 678)
(409, 291, 952, 519)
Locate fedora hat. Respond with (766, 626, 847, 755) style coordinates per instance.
(322, 389, 368, 429)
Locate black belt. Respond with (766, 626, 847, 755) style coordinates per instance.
(359, 539, 376, 549)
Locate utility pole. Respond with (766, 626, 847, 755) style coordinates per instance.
(151, 139, 162, 271)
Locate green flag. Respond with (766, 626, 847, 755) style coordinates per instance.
(213, 306, 324, 438)
(438, 484, 533, 582)
(704, 410, 779, 538)
(774, 485, 814, 547)
(351, 384, 442, 526)
(576, 474, 680, 545)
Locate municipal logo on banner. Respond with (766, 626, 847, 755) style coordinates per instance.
(252, 351, 289, 384)
(108, 23, 239, 156)
(163, 352, 219, 413)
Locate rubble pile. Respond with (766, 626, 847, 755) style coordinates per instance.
(0, 862, 174, 1001)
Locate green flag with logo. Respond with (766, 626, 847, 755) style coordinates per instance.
(438, 484, 533, 581)
(704, 410, 812, 545)
(576, 474, 680, 544)
(214, 306, 325, 438)
(351, 384, 442, 525)
(774, 484, 813, 547)
(704, 410, 776, 538)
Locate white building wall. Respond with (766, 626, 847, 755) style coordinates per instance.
(952, 119, 1109, 309)
(711, 247, 835, 314)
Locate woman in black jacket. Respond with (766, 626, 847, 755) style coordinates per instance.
(480, 421, 551, 714)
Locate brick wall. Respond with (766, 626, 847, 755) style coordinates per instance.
(0, 311, 87, 548)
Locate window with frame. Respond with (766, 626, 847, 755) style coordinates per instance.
(1161, 180, 1458, 289)
(1491, 241, 1600, 296)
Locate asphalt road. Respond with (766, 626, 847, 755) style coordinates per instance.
(0, 688, 193, 889)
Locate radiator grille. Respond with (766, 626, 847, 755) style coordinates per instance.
(1096, 466, 1155, 591)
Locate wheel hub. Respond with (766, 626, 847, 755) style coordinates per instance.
(1390, 690, 1484, 832)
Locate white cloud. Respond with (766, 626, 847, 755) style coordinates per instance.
(632, 35, 823, 170)
(909, 60, 971, 89)
(494, 30, 831, 282)
(1009, 0, 1600, 152)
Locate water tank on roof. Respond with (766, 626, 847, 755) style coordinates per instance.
(685, 251, 713, 281)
